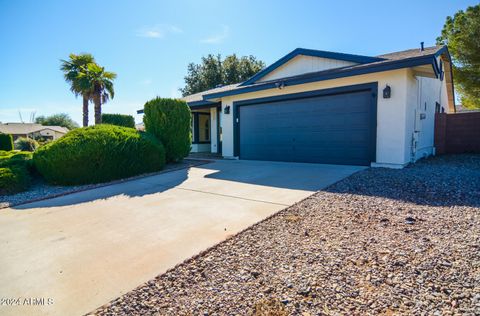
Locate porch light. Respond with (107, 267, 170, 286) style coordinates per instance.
(383, 85, 391, 99)
(224, 105, 230, 114)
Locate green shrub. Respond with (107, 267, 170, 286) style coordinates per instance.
(0, 150, 33, 194)
(0, 166, 31, 195)
(0, 151, 33, 167)
(102, 113, 135, 128)
(0, 133, 14, 151)
(33, 125, 166, 185)
(14, 137, 39, 152)
(143, 97, 191, 162)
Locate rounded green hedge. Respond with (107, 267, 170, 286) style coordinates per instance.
(101, 113, 135, 128)
(143, 97, 191, 162)
(33, 125, 166, 185)
(0, 166, 31, 195)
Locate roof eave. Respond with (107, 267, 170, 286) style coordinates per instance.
(240, 48, 384, 86)
(203, 55, 439, 100)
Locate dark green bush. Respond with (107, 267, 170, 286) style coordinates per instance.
(0, 166, 31, 195)
(33, 125, 166, 185)
(102, 113, 135, 128)
(14, 137, 39, 152)
(0, 133, 14, 151)
(0, 151, 33, 195)
(143, 97, 191, 162)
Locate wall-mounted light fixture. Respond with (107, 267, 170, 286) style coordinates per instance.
(383, 85, 391, 99)
(224, 105, 230, 114)
(275, 81, 285, 89)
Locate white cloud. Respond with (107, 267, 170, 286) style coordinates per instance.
(136, 24, 183, 39)
(200, 25, 229, 44)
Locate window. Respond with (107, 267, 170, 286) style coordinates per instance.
(198, 114, 210, 142)
(204, 118, 209, 141)
(193, 113, 211, 143)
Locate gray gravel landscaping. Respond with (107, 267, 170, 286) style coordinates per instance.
(0, 160, 205, 209)
(92, 154, 480, 316)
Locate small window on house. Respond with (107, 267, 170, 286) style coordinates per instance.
(204, 119, 209, 141)
(198, 114, 210, 142)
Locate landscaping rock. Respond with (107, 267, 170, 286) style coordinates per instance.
(92, 154, 480, 316)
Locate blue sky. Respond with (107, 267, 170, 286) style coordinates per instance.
(0, 0, 476, 125)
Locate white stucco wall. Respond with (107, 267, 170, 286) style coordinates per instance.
(259, 55, 357, 82)
(216, 63, 449, 168)
(34, 129, 66, 140)
(220, 69, 413, 167)
(405, 61, 449, 162)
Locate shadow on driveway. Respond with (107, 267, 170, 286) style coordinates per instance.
(11, 168, 190, 210)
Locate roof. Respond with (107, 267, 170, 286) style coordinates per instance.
(0, 123, 69, 135)
(182, 45, 448, 106)
(240, 48, 385, 86)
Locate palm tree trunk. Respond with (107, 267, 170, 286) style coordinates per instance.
(94, 93, 102, 124)
(82, 95, 89, 127)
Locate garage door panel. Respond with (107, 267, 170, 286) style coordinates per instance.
(239, 89, 375, 165)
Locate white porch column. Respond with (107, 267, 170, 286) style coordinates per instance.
(210, 107, 218, 153)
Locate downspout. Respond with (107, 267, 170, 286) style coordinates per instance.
(410, 76, 420, 163)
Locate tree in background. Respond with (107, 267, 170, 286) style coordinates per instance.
(77, 63, 117, 125)
(180, 54, 265, 96)
(60, 54, 95, 126)
(35, 113, 79, 130)
(437, 4, 480, 109)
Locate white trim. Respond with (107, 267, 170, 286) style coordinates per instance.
(371, 162, 409, 169)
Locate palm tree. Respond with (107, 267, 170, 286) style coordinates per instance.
(60, 53, 95, 127)
(78, 63, 116, 124)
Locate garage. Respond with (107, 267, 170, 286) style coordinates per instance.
(235, 85, 377, 166)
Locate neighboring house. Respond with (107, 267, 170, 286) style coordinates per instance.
(140, 44, 455, 168)
(0, 123, 69, 141)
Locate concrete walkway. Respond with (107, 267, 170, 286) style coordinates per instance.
(0, 160, 364, 316)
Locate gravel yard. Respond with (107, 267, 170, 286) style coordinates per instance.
(0, 160, 204, 209)
(93, 155, 480, 316)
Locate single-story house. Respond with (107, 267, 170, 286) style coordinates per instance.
(0, 123, 69, 141)
(141, 44, 455, 168)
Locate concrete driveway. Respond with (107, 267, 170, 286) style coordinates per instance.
(0, 160, 364, 316)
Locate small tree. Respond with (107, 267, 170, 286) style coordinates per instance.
(143, 98, 191, 162)
(35, 113, 79, 130)
(180, 54, 265, 96)
(60, 53, 95, 127)
(78, 63, 116, 125)
(0, 133, 14, 151)
(15, 137, 39, 152)
(437, 4, 480, 109)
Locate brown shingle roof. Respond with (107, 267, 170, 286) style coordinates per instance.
(377, 46, 441, 60)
